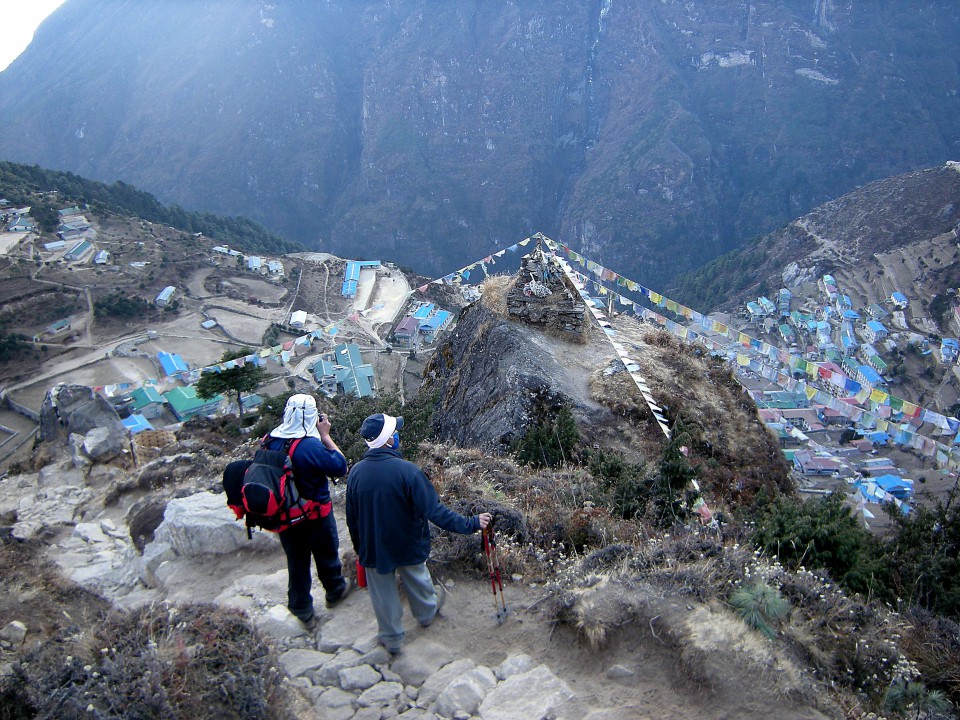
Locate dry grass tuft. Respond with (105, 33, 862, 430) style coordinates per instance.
(1, 602, 294, 720)
(480, 275, 515, 317)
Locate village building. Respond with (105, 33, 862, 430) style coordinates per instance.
(890, 292, 909, 309)
(862, 320, 888, 343)
(129, 386, 167, 420)
(940, 338, 959, 364)
(43, 240, 66, 252)
(163, 385, 224, 421)
(268, 260, 284, 275)
(94, 250, 110, 265)
(867, 303, 889, 320)
(157, 351, 189, 376)
(200, 319, 217, 330)
(64, 240, 93, 261)
(777, 288, 792, 316)
(43, 318, 71, 337)
(392, 316, 420, 348)
(246, 256, 263, 272)
(122, 414, 154, 434)
(155, 286, 176, 307)
(7, 215, 35, 233)
(792, 450, 842, 476)
(290, 310, 308, 328)
(855, 364, 884, 388)
(419, 309, 452, 344)
(311, 342, 376, 398)
(341, 260, 381, 298)
(757, 296, 776, 315)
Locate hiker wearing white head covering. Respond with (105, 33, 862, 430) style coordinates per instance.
(271, 393, 324, 440)
(262, 394, 352, 627)
(346, 412, 492, 654)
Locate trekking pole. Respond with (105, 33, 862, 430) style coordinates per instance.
(482, 524, 508, 623)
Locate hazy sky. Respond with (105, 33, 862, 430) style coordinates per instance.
(0, 0, 67, 72)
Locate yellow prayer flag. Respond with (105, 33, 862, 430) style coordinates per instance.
(870, 388, 888, 404)
(805, 386, 818, 400)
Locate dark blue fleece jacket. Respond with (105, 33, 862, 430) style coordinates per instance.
(345, 446, 480, 573)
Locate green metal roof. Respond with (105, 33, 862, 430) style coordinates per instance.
(130, 386, 165, 409)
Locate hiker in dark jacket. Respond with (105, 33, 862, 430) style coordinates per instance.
(345, 412, 491, 654)
(262, 393, 351, 626)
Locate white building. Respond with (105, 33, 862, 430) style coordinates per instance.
(290, 310, 308, 328)
(155, 286, 176, 307)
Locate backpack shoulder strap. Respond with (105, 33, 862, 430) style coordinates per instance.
(286, 437, 303, 462)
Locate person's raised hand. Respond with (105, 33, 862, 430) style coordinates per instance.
(478, 512, 492, 529)
(317, 413, 333, 436)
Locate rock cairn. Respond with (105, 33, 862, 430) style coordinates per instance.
(506, 243, 585, 341)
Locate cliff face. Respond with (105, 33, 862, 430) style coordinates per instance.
(2, 1, 959, 284)
(424, 298, 602, 452)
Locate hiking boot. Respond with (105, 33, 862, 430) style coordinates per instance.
(325, 578, 353, 608)
(379, 639, 402, 656)
(420, 583, 446, 628)
(299, 613, 318, 631)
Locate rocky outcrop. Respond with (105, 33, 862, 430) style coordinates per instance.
(425, 297, 610, 452)
(39, 384, 125, 444)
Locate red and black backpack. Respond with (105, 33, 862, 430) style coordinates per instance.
(224, 435, 328, 537)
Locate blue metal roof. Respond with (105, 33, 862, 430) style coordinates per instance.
(341, 279, 357, 297)
(158, 351, 189, 376)
(858, 365, 882, 385)
(420, 310, 451, 332)
(122, 414, 153, 434)
(866, 320, 886, 333)
(413, 304, 435, 319)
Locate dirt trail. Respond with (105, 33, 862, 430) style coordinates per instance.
(151, 491, 828, 720)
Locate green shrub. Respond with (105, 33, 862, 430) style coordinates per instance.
(589, 450, 649, 520)
(511, 403, 580, 469)
(752, 492, 883, 593)
(729, 581, 790, 638)
(883, 679, 951, 719)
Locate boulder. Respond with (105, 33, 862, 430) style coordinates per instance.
(339, 664, 382, 692)
(416, 658, 475, 707)
(152, 491, 276, 556)
(433, 665, 496, 718)
(478, 665, 576, 720)
(356, 681, 403, 708)
(83, 426, 125, 462)
(390, 638, 457, 685)
(68, 433, 92, 469)
(279, 648, 335, 678)
(39, 384, 124, 444)
(0, 621, 27, 649)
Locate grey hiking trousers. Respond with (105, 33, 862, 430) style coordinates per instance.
(365, 563, 439, 651)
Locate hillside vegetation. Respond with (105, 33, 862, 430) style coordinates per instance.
(0, 162, 301, 256)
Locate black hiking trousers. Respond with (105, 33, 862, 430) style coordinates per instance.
(279, 512, 346, 622)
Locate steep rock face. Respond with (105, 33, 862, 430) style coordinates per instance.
(425, 300, 609, 452)
(1, 2, 959, 284)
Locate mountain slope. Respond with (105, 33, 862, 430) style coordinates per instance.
(671, 163, 960, 313)
(1, 1, 959, 283)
